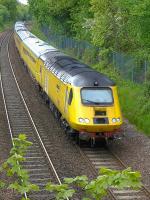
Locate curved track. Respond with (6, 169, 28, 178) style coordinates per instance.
(0, 30, 150, 200)
(0, 31, 68, 200)
(78, 142, 150, 200)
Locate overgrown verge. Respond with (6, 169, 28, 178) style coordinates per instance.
(0, 134, 142, 200)
(94, 64, 150, 136)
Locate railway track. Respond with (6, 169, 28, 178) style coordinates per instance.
(0, 31, 67, 200)
(78, 143, 150, 200)
(0, 30, 150, 200)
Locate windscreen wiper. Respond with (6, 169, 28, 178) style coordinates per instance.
(82, 99, 100, 105)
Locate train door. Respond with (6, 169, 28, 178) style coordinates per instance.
(64, 87, 73, 119)
(40, 65, 42, 85)
(44, 73, 48, 94)
(64, 87, 69, 115)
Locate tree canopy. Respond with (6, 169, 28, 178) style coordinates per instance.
(0, 0, 17, 21)
(0, 0, 30, 29)
(28, 0, 150, 60)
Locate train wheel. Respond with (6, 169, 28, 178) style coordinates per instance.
(75, 132, 80, 145)
(75, 133, 84, 146)
(97, 138, 107, 147)
(90, 137, 96, 148)
(54, 109, 61, 121)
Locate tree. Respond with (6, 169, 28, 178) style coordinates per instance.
(90, 0, 150, 60)
(70, 0, 92, 40)
(28, 0, 78, 35)
(0, 5, 9, 26)
(17, 3, 31, 21)
(0, 0, 17, 20)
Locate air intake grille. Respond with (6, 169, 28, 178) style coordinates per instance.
(95, 111, 106, 116)
(93, 118, 108, 124)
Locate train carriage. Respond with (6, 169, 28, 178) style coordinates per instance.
(14, 22, 123, 144)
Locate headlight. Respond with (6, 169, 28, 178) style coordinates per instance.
(78, 118, 90, 123)
(112, 118, 121, 123)
(78, 118, 85, 123)
(112, 118, 117, 123)
(116, 118, 120, 122)
(84, 118, 90, 123)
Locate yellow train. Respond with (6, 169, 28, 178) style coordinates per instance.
(14, 22, 123, 145)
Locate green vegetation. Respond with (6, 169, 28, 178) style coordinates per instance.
(17, 3, 31, 22)
(30, 20, 48, 42)
(0, 0, 17, 30)
(46, 167, 141, 199)
(28, 0, 150, 61)
(119, 82, 150, 134)
(0, 134, 39, 200)
(0, 0, 30, 31)
(0, 134, 142, 200)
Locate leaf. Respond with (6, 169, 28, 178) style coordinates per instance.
(0, 180, 6, 189)
(18, 134, 27, 141)
(29, 184, 39, 191)
(64, 178, 74, 184)
(45, 182, 56, 191)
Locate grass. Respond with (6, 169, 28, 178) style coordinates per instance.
(30, 22, 150, 137)
(118, 82, 150, 135)
(30, 20, 48, 42)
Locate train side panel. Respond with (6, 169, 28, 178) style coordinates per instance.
(40, 64, 69, 120)
(21, 43, 38, 78)
(14, 33, 22, 55)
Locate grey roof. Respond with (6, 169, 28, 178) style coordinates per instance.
(44, 52, 115, 86)
(14, 22, 57, 58)
(23, 37, 57, 58)
(14, 22, 115, 87)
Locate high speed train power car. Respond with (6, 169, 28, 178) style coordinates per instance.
(14, 22, 123, 145)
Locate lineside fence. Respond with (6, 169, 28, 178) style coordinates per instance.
(42, 26, 149, 84)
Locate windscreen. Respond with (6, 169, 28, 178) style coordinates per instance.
(81, 88, 113, 105)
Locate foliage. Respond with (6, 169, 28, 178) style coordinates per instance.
(0, 134, 142, 199)
(30, 20, 48, 42)
(0, 0, 30, 31)
(46, 167, 142, 199)
(0, 134, 39, 200)
(0, 4, 9, 27)
(28, 0, 150, 62)
(28, 0, 77, 35)
(0, 0, 17, 21)
(70, 0, 92, 40)
(90, 0, 150, 60)
(17, 3, 31, 21)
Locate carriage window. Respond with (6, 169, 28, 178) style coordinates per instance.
(68, 89, 73, 105)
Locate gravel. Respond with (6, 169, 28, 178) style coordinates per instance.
(0, 85, 18, 200)
(108, 119, 150, 189)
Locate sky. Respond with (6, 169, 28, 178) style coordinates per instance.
(18, 0, 28, 5)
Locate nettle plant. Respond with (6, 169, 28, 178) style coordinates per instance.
(0, 134, 39, 200)
(0, 134, 142, 200)
(45, 167, 142, 200)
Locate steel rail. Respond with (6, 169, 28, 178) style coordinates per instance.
(0, 31, 28, 199)
(78, 142, 150, 200)
(0, 31, 69, 200)
(107, 145, 150, 197)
